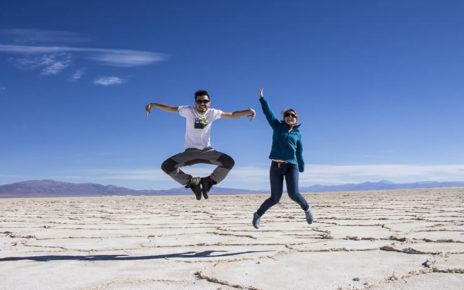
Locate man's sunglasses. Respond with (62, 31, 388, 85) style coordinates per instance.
(196, 99, 210, 104)
(284, 112, 297, 118)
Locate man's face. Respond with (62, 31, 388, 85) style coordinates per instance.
(195, 95, 210, 113)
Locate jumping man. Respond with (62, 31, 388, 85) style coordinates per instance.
(146, 90, 256, 200)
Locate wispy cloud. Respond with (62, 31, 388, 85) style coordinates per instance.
(43, 164, 464, 190)
(0, 29, 87, 43)
(70, 69, 85, 81)
(88, 50, 166, 67)
(301, 164, 464, 185)
(94, 76, 124, 86)
(15, 53, 71, 75)
(0, 44, 167, 67)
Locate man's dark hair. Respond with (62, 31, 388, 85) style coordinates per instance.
(194, 90, 210, 101)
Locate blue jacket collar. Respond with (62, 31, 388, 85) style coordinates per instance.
(280, 121, 301, 130)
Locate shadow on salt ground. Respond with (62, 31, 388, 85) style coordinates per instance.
(0, 250, 271, 262)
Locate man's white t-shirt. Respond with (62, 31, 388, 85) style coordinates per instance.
(178, 106, 223, 149)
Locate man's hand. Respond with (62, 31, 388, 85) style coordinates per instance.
(248, 107, 256, 120)
(145, 103, 153, 117)
(258, 88, 264, 98)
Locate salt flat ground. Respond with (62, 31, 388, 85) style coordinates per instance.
(1, 188, 463, 290)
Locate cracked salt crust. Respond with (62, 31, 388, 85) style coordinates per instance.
(1, 188, 463, 289)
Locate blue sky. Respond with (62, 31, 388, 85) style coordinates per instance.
(1, 0, 463, 190)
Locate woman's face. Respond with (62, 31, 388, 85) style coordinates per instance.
(283, 110, 298, 126)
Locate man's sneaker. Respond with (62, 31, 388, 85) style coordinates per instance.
(305, 209, 313, 224)
(201, 177, 216, 199)
(252, 212, 261, 229)
(186, 177, 202, 200)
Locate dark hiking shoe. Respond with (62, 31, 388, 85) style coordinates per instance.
(201, 177, 216, 199)
(252, 212, 261, 229)
(186, 177, 202, 200)
(305, 209, 313, 224)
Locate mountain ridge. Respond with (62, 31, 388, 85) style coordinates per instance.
(1, 179, 463, 198)
(0, 179, 261, 197)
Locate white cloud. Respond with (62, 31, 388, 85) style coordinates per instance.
(70, 69, 85, 81)
(47, 164, 464, 190)
(88, 49, 166, 67)
(0, 44, 77, 54)
(0, 29, 87, 43)
(94, 76, 124, 86)
(41, 54, 71, 75)
(15, 53, 71, 75)
(0, 44, 167, 67)
(301, 164, 464, 185)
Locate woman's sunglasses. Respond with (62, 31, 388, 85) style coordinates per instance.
(284, 112, 297, 118)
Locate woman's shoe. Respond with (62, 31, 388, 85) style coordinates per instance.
(305, 209, 313, 224)
(252, 212, 261, 229)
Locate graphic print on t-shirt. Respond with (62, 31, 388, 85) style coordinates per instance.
(194, 115, 209, 129)
(178, 105, 223, 149)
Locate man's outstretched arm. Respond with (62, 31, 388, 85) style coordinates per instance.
(221, 107, 256, 119)
(145, 103, 179, 116)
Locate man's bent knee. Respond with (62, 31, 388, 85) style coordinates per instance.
(161, 158, 177, 174)
(218, 154, 235, 169)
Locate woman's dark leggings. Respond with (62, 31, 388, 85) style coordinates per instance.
(256, 162, 309, 217)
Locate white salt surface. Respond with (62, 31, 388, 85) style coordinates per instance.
(1, 188, 463, 289)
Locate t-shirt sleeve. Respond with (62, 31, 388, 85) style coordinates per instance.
(211, 108, 223, 121)
(178, 105, 190, 118)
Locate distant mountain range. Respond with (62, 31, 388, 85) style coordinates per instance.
(300, 180, 464, 192)
(0, 179, 463, 198)
(0, 179, 261, 198)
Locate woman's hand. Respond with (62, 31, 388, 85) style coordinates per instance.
(258, 88, 264, 99)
